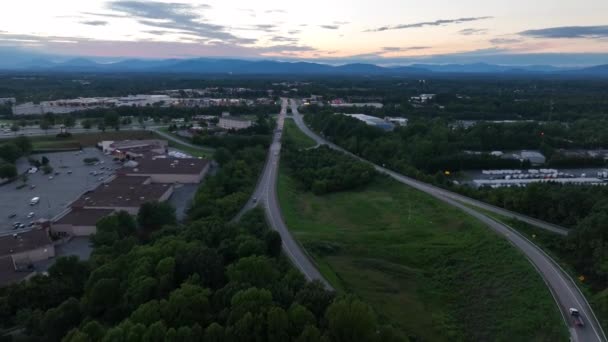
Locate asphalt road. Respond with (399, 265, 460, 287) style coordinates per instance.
(235, 99, 332, 289)
(0, 125, 164, 139)
(290, 99, 606, 342)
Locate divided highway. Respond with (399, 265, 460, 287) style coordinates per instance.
(289, 99, 605, 342)
(237, 99, 332, 289)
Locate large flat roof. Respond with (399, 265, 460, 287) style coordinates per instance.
(54, 208, 115, 226)
(71, 176, 172, 208)
(120, 157, 209, 175)
(0, 229, 53, 257)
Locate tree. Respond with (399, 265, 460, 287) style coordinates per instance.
(10, 124, 19, 135)
(13, 136, 32, 154)
(0, 163, 17, 179)
(137, 202, 177, 232)
(204, 323, 225, 342)
(41, 156, 49, 165)
(42, 164, 53, 175)
(324, 296, 376, 342)
(97, 122, 106, 132)
(265, 230, 282, 257)
(0, 143, 21, 163)
(226, 256, 279, 288)
(82, 119, 92, 130)
(104, 112, 120, 131)
(267, 307, 289, 342)
(63, 116, 76, 130)
(213, 147, 233, 165)
(40, 297, 82, 341)
(40, 120, 51, 133)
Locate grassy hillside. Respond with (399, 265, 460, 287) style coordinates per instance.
(276, 113, 568, 340)
(277, 173, 567, 341)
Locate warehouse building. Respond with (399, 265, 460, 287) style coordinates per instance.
(70, 176, 173, 215)
(218, 116, 253, 130)
(118, 157, 210, 184)
(0, 228, 55, 267)
(52, 208, 115, 237)
(343, 114, 395, 131)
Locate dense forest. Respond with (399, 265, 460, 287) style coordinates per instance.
(0, 135, 404, 341)
(282, 146, 376, 195)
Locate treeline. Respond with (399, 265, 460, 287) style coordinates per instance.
(283, 146, 376, 195)
(0, 136, 32, 179)
(189, 145, 267, 221)
(303, 111, 530, 173)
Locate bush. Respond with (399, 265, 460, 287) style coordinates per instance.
(83, 157, 99, 165)
(42, 164, 53, 175)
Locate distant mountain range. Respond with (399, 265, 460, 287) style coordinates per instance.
(3, 57, 608, 76)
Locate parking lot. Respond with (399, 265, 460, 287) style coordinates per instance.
(0, 148, 117, 232)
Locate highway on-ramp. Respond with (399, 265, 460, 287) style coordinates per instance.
(289, 99, 605, 342)
(236, 98, 332, 289)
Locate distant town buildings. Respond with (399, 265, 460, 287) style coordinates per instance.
(410, 94, 436, 104)
(330, 102, 384, 109)
(218, 116, 253, 130)
(0, 98, 16, 105)
(12, 95, 172, 115)
(343, 114, 395, 131)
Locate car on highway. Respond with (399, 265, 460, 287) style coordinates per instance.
(569, 308, 584, 327)
(27, 212, 35, 218)
(30, 197, 40, 205)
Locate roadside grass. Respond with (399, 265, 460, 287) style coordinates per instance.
(283, 118, 317, 149)
(158, 127, 215, 155)
(475, 209, 608, 334)
(277, 171, 568, 341)
(29, 130, 158, 150)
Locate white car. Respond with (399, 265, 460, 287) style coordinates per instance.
(27, 212, 35, 218)
(30, 197, 40, 205)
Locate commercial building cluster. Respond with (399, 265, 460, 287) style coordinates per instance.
(0, 139, 209, 285)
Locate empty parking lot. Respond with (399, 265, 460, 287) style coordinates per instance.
(0, 148, 116, 231)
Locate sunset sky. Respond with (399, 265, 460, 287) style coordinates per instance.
(1, 0, 608, 65)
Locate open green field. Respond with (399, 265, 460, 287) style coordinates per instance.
(283, 118, 317, 149)
(279, 118, 568, 339)
(277, 170, 568, 341)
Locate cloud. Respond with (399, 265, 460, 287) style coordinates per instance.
(269, 36, 299, 43)
(459, 28, 488, 35)
(80, 20, 108, 26)
(334, 21, 350, 25)
(489, 38, 523, 45)
(320, 25, 339, 30)
(265, 9, 286, 14)
(288, 30, 301, 35)
(106, 1, 253, 44)
(366, 16, 493, 32)
(519, 25, 608, 39)
(382, 46, 429, 52)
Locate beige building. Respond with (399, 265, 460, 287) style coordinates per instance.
(118, 158, 210, 184)
(52, 208, 115, 237)
(0, 229, 55, 267)
(218, 116, 253, 130)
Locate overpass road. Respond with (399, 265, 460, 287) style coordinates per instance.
(289, 99, 605, 342)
